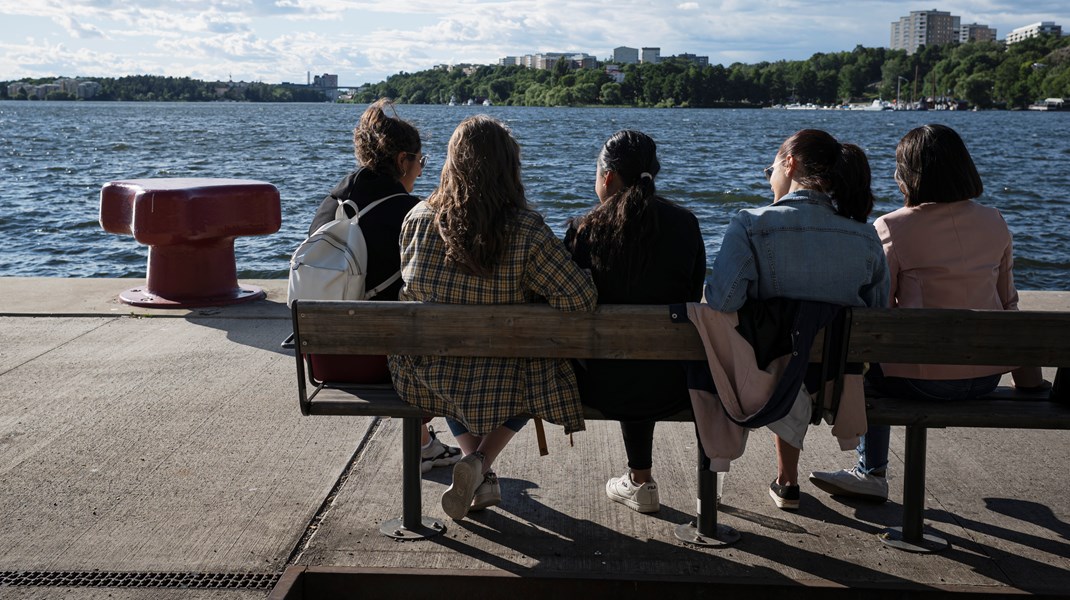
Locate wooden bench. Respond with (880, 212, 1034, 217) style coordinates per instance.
(290, 301, 1070, 552)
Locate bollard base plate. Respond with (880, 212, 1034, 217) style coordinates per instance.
(878, 526, 949, 553)
(674, 521, 740, 547)
(380, 516, 447, 541)
(118, 285, 265, 309)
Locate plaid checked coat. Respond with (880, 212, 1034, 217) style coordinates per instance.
(388, 201, 597, 435)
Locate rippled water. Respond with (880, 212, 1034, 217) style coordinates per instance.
(1, 101, 1067, 289)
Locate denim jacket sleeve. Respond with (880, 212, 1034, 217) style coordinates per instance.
(704, 211, 757, 313)
(861, 249, 891, 309)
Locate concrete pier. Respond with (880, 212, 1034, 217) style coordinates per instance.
(1, 278, 1068, 598)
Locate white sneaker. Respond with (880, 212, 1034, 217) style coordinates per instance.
(809, 467, 888, 502)
(421, 428, 462, 474)
(605, 472, 660, 513)
(441, 453, 484, 520)
(470, 471, 501, 512)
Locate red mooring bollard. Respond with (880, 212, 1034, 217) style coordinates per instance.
(99, 178, 282, 308)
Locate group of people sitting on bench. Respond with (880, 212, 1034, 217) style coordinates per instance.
(305, 97, 1048, 522)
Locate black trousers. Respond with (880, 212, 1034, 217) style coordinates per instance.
(620, 420, 656, 471)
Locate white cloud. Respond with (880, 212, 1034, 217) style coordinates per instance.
(55, 15, 106, 39)
(1, 0, 1068, 85)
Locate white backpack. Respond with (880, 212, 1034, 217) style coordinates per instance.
(286, 194, 405, 307)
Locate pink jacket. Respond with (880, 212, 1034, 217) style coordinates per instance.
(875, 200, 1021, 380)
(686, 303, 866, 471)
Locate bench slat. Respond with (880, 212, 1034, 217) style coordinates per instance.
(295, 301, 706, 360)
(294, 301, 1070, 367)
(306, 385, 694, 422)
(866, 394, 1070, 428)
(848, 309, 1070, 365)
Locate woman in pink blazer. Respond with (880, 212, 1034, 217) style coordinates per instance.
(809, 124, 1047, 502)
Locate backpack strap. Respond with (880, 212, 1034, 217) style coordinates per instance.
(365, 270, 402, 299)
(362, 192, 410, 298)
(334, 192, 409, 220)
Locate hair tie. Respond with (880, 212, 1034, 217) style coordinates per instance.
(640, 172, 653, 181)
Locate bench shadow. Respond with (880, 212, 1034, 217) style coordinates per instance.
(786, 493, 1070, 592)
(183, 310, 293, 357)
(925, 500, 1070, 558)
(420, 476, 949, 592)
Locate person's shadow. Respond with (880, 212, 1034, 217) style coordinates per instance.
(420, 475, 955, 591)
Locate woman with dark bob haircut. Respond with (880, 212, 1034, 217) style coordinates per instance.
(810, 124, 1048, 504)
(706, 128, 889, 511)
(565, 130, 706, 514)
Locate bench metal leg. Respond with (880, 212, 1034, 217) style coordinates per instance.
(379, 417, 446, 540)
(878, 425, 948, 553)
(675, 443, 739, 547)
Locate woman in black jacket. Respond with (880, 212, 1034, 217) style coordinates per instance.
(565, 130, 706, 513)
(306, 98, 459, 472)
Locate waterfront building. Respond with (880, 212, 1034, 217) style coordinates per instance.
(1006, 22, 1063, 44)
(6, 82, 33, 98)
(311, 73, 339, 101)
(675, 53, 710, 67)
(605, 64, 625, 83)
(613, 46, 639, 64)
(641, 47, 660, 64)
(890, 9, 961, 54)
(34, 83, 61, 99)
(76, 81, 100, 99)
(959, 23, 997, 43)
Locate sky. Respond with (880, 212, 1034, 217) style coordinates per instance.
(2, 0, 1068, 87)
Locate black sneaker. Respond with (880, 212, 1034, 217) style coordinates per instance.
(769, 479, 800, 510)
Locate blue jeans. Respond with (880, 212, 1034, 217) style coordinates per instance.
(857, 364, 1000, 474)
(446, 416, 528, 438)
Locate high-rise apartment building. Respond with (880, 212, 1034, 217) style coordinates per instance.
(1006, 21, 1063, 44)
(959, 23, 997, 43)
(890, 10, 961, 54)
(613, 46, 639, 64)
(640, 47, 660, 64)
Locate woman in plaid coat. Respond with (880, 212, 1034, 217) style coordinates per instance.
(388, 115, 597, 521)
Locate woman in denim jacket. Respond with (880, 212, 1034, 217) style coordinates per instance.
(705, 129, 889, 510)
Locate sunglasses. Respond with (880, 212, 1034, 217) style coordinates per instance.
(407, 152, 427, 168)
(763, 165, 774, 180)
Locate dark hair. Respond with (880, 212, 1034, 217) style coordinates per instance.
(779, 129, 874, 222)
(353, 98, 421, 181)
(572, 130, 662, 272)
(428, 115, 528, 276)
(895, 124, 982, 206)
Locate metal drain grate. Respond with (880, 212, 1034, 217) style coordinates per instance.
(0, 570, 281, 590)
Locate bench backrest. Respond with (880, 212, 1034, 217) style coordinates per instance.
(291, 301, 1070, 367)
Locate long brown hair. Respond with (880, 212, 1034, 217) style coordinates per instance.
(428, 115, 529, 276)
(353, 98, 421, 180)
(779, 129, 874, 222)
(572, 130, 662, 273)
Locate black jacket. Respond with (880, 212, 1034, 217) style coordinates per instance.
(566, 198, 707, 420)
(308, 168, 420, 301)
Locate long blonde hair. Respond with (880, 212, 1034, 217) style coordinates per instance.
(429, 115, 529, 276)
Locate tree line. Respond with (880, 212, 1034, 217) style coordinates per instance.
(1, 75, 329, 102)
(355, 35, 1069, 109)
(3, 36, 1066, 108)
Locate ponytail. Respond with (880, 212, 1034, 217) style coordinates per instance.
(574, 130, 662, 273)
(780, 129, 873, 223)
(353, 98, 421, 180)
(829, 143, 875, 222)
